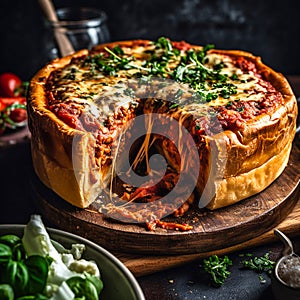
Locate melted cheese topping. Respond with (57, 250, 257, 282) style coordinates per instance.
(202, 53, 265, 106)
(47, 40, 280, 130)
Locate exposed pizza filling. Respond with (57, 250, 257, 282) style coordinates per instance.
(45, 37, 284, 230)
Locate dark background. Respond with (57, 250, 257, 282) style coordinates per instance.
(0, 0, 299, 81)
(0, 2, 299, 299)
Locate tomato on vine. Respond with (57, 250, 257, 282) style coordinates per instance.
(0, 73, 23, 97)
(0, 72, 28, 135)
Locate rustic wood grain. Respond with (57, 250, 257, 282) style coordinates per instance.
(117, 200, 300, 277)
(31, 143, 299, 274)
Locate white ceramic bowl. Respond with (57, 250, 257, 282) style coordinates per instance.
(0, 224, 145, 300)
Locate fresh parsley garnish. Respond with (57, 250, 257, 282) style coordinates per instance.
(240, 252, 275, 283)
(203, 255, 232, 286)
(200, 252, 275, 288)
(63, 67, 78, 80)
(123, 87, 135, 97)
(82, 37, 240, 103)
(169, 103, 179, 109)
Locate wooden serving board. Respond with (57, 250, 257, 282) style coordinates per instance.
(31, 143, 300, 274)
(117, 198, 300, 277)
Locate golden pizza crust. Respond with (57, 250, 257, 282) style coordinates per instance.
(27, 40, 298, 211)
(204, 139, 293, 210)
(28, 50, 103, 208)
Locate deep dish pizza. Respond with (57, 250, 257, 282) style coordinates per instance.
(27, 37, 297, 229)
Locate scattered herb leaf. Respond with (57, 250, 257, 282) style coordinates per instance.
(203, 255, 232, 286)
(240, 252, 275, 283)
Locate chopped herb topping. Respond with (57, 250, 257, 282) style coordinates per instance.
(237, 106, 245, 113)
(81, 37, 241, 103)
(123, 87, 135, 97)
(169, 103, 179, 109)
(230, 73, 239, 80)
(81, 92, 96, 99)
(63, 67, 78, 80)
(226, 101, 233, 107)
(174, 89, 183, 100)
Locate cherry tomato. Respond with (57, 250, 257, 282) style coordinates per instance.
(0, 73, 22, 97)
(9, 108, 27, 123)
(0, 97, 27, 134)
(0, 97, 26, 109)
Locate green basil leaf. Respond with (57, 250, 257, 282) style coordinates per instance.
(85, 273, 103, 295)
(0, 284, 14, 300)
(12, 243, 26, 262)
(0, 235, 21, 248)
(15, 294, 48, 300)
(5, 260, 17, 283)
(0, 243, 12, 263)
(3, 260, 29, 294)
(24, 255, 49, 294)
(66, 276, 99, 300)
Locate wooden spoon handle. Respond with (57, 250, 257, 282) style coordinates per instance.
(38, 0, 75, 57)
(38, 0, 58, 22)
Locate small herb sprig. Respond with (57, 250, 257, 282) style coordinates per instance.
(203, 255, 232, 286)
(239, 252, 275, 283)
(201, 252, 275, 287)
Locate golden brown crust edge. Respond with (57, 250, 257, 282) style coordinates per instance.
(204, 139, 293, 210)
(28, 50, 102, 208)
(200, 50, 297, 209)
